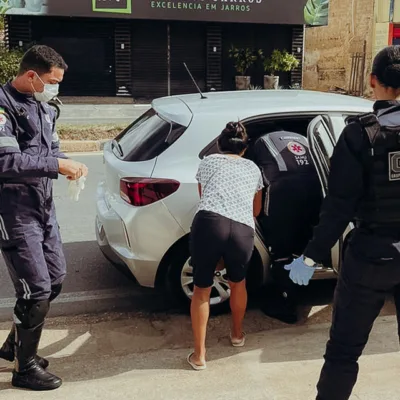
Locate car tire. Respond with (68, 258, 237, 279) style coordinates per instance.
(165, 240, 231, 315)
(165, 239, 264, 315)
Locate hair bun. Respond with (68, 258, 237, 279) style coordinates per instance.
(218, 121, 248, 155)
(225, 122, 237, 131)
(382, 64, 400, 89)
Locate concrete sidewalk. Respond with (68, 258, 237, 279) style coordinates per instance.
(57, 103, 151, 152)
(0, 308, 399, 399)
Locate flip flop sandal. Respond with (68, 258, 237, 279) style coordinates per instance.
(187, 352, 206, 371)
(230, 332, 246, 347)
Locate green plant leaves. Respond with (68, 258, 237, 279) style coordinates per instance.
(0, 0, 12, 14)
(304, 0, 329, 26)
(0, 45, 24, 84)
(263, 49, 299, 75)
(228, 46, 262, 76)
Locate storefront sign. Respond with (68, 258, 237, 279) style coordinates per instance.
(3, 0, 329, 26)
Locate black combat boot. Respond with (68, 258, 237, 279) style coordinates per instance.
(12, 322, 62, 391)
(0, 324, 49, 369)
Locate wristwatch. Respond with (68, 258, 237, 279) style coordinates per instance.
(303, 256, 316, 267)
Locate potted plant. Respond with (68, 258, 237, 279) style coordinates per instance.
(228, 46, 262, 90)
(263, 49, 300, 90)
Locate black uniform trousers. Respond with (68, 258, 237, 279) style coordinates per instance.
(316, 228, 400, 400)
(260, 175, 323, 301)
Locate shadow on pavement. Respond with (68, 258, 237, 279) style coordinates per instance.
(0, 240, 170, 322)
(0, 286, 397, 390)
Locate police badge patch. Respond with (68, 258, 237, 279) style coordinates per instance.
(0, 113, 7, 126)
(389, 151, 400, 181)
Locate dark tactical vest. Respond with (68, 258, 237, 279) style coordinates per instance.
(350, 110, 400, 227)
(253, 131, 320, 216)
(257, 131, 316, 184)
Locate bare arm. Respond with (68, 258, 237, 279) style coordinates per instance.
(198, 182, 202, 198)
(253, 190, 262, 217)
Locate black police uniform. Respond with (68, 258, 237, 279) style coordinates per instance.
(302, 101, 400, 400)
(247, 130, 322, 322)
(0, 82, 66, 389)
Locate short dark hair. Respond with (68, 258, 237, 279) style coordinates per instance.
(19, 45, 68, 76)
(372, 45, 400, 89)
(217, 121, 248, 155)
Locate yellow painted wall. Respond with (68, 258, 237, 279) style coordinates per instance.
(372, 22, 390, 58)
(304, 0, 375, 93)
(376, 0, 391, 22)
(393, 0, 400, 22)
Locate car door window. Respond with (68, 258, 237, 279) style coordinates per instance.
(308, 115, 343, 274)
(307, 116, 336, 195)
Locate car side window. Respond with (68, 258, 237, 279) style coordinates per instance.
(198, 114, 318, 159)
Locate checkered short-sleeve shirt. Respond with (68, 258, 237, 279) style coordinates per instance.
(195, 154, 264, 229)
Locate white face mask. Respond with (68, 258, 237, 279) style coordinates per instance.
(32, 73, 59, 103)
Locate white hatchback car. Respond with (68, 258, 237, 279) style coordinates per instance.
(95, 90, 373, 311)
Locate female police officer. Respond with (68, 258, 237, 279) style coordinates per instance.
(284, 45, 400, 400)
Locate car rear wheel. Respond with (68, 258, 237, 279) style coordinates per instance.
(165, 239, 264, 314)
(166, 241, 231, 314)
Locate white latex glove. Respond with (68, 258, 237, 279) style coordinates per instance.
(67, 176, 86, 201)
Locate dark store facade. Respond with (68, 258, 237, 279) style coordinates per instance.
(4, 0, 308, 99)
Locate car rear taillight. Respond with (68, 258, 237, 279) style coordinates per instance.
(120, 178, 180, 206)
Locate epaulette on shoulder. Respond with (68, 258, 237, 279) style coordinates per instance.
(345, 112, 378, 127)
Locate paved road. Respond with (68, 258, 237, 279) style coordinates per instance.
(57, 104, 150, 126)
(0, 153, 164, 322)
(0, 308, 399, 399)
(0, 153, 336, 321)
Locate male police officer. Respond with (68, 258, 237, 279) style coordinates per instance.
(284, 45, 400, 400)
(0, 45, 88, 391)
(247, 126, 322, 323)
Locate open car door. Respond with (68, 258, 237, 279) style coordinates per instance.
(307, 115, 347, 275)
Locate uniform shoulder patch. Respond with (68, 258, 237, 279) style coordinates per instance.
(389, 151, 400, 181)
(0, 113, 7, 126)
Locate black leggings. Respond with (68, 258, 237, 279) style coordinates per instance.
(190, 211, 254, 288)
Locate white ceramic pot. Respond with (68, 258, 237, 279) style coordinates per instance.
(264, 75, 280, 90)
(235, 76, 251, 90)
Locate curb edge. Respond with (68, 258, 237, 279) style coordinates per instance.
(60, 139, 110, 153)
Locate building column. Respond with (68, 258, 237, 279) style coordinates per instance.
(291, 25, 304, 88)
(5, 15, 32, 50)
(206, 24, 222, 91)
(114, 20, 132, 97)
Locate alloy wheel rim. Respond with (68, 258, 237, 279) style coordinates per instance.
(180, 259, 231, 306)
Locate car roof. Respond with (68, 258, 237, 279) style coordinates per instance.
(152, 90, 373, 124)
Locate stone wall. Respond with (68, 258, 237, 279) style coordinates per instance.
(303, 0, 375, 95)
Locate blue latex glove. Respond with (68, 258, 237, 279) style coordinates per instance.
(284, 256, 316, 286)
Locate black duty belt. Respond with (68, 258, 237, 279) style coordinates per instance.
(355, 221, 400, 238)
(0, 177, 43, 185)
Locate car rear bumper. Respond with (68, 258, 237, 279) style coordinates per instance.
(95, 182, 185, 288)
(95, 212, 160, 288)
